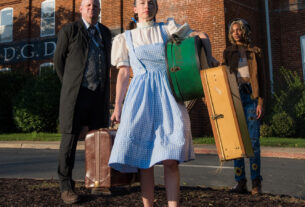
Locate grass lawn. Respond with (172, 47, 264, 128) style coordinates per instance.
(192, 137, 305, 148)
(0, 133, 304, 148)
(0, 133, 61, 141)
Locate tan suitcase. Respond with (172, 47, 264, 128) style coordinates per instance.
(200, 65, 254, 161)
(85, 129, 139, 188)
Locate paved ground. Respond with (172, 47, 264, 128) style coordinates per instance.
(1, 148, 304, 198)
(1, 141, 305, 159)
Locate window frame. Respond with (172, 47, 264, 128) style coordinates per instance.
(0, 7, 13, 43)
(0, 67, 11, 72)
(39, 62, 54, 75)
(40, 0, 55, 37)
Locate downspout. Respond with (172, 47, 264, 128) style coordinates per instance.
(72, 0, 75, 21)
(28, 0, 32, 71)
(28, 0, 32, 40)
(120, 0, 123, 33)
(264, 0, 274, 93)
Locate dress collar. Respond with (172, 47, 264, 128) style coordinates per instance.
(136, 20, 155, 28)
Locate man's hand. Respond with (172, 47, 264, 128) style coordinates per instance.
(79, 126, 89, 140)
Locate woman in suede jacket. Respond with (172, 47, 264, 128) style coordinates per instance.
(223, 18, 267, 195)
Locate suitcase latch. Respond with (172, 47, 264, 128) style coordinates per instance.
(211, 114, 224, 120)
(94, 181, 100, 187)
(171, 66, 181, 72)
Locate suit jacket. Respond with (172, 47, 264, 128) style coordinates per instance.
(54, 20, 112, 133)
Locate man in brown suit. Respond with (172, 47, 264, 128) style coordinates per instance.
(54, 0, 111, 204)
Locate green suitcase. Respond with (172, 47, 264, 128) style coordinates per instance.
(166, 36, 209, 101)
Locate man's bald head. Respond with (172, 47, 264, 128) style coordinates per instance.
(81, 0, 100, 6)
(80, 0, 100, 25)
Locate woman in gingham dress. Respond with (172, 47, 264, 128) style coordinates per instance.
(109, 0, 217, 206)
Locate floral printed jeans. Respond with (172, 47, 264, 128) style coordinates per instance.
(234, 84, 262, 182)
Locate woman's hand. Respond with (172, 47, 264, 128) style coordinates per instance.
(256, 105, 263, 119)
(190, 31, 219, 67)
(111, 106, 122, 123)
(190, 31, 207, 39)
(210, 57, 219, 67)
(111, 66, 130, 124)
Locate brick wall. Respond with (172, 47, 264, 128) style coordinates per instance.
(269, 0, 305, 82)
(156, 0, 226, 62)
(101, 0, 122, 32)
(0, 0, 75, 72)
(0, 0, 29, 70)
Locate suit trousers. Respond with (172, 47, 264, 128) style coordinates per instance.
(58, 86, 107, 191)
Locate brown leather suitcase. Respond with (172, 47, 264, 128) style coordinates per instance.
(85, 128, 139, 188)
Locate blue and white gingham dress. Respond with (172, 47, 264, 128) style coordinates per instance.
(109, 23, 195, 173)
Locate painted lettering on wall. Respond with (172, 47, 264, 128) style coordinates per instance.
(0, 37, 57, 64)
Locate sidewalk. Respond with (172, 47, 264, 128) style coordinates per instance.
(193, 144, 305, 159)
(1, 141, 305, 159)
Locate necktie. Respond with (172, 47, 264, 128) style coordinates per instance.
(89, 26, 103, 48)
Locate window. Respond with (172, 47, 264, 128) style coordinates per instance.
(0, 67, 11, 72)
(0, 8, 13, 43)
(41, 0, 55, 37)
(301, 35, 305, 80)
(39, 62, 54, 75)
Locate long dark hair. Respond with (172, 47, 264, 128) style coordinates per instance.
(126, 0, 158, 30)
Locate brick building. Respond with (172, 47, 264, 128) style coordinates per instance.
(1, 0, 304, 136)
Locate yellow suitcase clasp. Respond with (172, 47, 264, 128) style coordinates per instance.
(211, 114, 224, 120)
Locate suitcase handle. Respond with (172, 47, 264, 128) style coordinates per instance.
(110, 121, 119, 129)
(211, 114, 224, 120)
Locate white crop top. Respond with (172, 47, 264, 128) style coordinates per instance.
(237, 57, 250, 78)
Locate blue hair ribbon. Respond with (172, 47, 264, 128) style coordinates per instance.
(131, 17, 137, 23)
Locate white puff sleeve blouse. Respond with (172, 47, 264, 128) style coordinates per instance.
(111, 18, 192, 68)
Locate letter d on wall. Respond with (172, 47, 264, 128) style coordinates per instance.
(4, 47, 16, 62)
(44, 41, 56, 56)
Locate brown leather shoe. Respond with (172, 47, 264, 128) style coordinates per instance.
(91, 187, 112, 195)
(61, 190, 80, 204)
(231, 179, 248, 194)
(251, 178, 262, 195)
